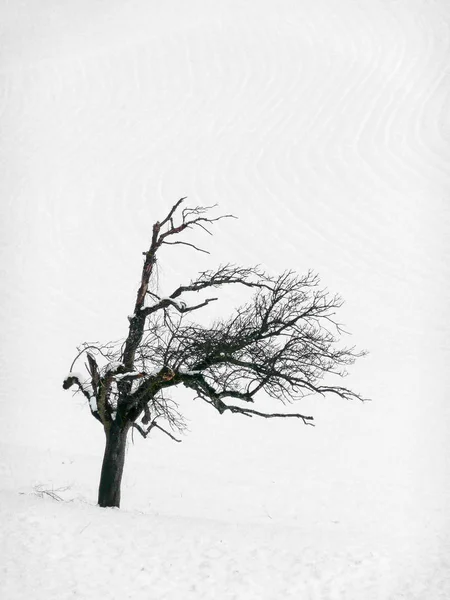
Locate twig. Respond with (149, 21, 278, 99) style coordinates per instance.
(162, 240, 210, 254)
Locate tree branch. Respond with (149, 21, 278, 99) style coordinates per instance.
(159, 197, 187, 227)
(132, 421, 182, 442)
(161, 240, 210, 254)
(69, 344, 111, 373)
(224, 405, 315, 425)
(62, 373, 103, 424)
(141, 296, 218, 317)
(86, 352, 100, 396)
(168, 265, 273, 302)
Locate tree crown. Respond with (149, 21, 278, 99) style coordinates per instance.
(63, 199, 366, 440)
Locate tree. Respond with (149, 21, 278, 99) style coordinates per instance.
(63, 199, 366, 508)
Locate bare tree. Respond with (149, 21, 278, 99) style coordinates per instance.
(63, 199, 366, 508)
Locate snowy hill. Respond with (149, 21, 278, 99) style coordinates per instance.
(1, 0, 449, 597)
(2, 442, 449, 599)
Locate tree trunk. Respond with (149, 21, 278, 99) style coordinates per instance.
(98, 421, 130, 508)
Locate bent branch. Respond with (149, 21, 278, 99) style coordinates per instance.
(132, 421, 182, 443)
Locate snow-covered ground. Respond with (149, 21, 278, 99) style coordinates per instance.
(1, 0, 449, 598)
(2, 441, 449, 599)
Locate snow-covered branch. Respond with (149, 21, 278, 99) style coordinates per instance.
(62, 372, 102, 422)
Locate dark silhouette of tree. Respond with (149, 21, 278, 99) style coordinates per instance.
(63, 199, 366, 508)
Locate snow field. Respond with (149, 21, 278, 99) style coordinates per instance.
(1, 440, 449, 599)
(2, 488, 448, 600)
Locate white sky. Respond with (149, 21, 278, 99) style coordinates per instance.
(1, 0, 449, 521)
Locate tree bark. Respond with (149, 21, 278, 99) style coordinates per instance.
(98, 421, 130, 508)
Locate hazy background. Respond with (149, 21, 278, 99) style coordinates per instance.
(1, 0, 449, 527)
